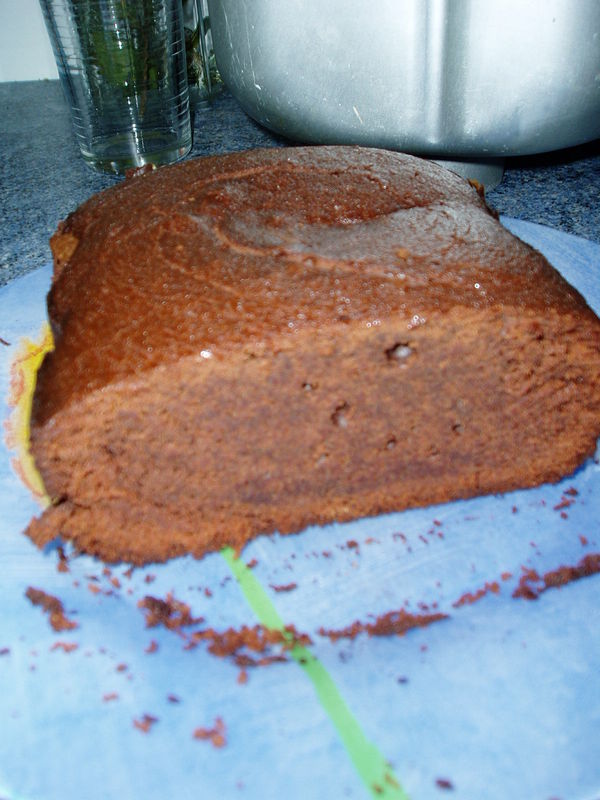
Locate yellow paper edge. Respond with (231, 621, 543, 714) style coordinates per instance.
(5, 323, 53, 506)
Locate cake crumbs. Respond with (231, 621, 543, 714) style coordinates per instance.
(553, 497, 575, 511)
(384, 771, 402, 790)
(190, 623, 312, 668)
(452, 581, 500, 608)
(167, 693, 180, 704)
(25, 587, 78, 632)
(56, 546, 70, 573)
(136, 589, 311, 669)
(319, 608, 448, 642)
(435, 777, 454, 791)
(513, 554, 600, 600)
(103, 692, 119, 702)
(133, 713, 158, 733)
(50, 641, 78, 653)
(145, 640, 159, 654)
(269, 582, 298, 593)
(193, 716, 226, 748)
(138, 593, 204, 630)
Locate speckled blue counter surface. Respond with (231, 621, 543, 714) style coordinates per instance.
(1, 79, 599, 286)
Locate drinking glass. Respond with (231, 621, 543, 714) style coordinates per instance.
(40, 0, 192, 174)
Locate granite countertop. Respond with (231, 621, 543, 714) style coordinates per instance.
(1, 79, 599, 287)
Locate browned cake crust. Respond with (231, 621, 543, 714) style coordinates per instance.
(26, 146, 600, 564)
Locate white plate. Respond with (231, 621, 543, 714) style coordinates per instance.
(0, 218, 599, 800)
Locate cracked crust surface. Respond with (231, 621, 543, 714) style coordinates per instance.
(35, 146, 591, 424)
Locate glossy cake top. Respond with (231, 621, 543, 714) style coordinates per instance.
(35, 146, 590, 422)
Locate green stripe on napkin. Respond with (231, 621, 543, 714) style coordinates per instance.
(222, 547, 408, 800)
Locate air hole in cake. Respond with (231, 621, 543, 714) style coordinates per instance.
(385, 342, 413, 361)
(302, 381, 318, 392)
(386, 436, 397, 450)
(452, 422, 463, 435)
(527, 321, 546, 342)
(331, 402, 350, 427)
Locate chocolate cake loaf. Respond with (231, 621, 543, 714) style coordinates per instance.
(26, 146, 600, 564)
